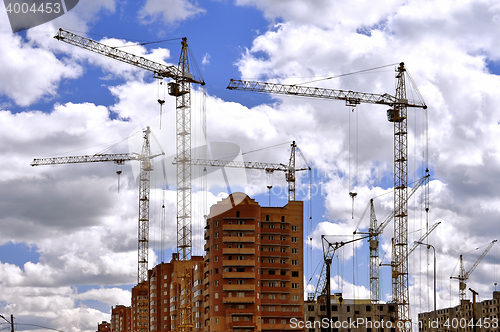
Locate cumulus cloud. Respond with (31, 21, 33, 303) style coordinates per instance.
(138, 0, 205, 25)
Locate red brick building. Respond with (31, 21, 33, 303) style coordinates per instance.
(111, 305, 131, 332)
(148, 254, 204, 332)
(203, 192, 304, 332)
(97, 321, 111, 332)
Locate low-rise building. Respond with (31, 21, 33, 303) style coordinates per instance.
(304, 293, 397, 332)
(418, 291, 500, 332)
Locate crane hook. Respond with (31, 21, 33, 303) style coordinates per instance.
(349, 191, 357, 219)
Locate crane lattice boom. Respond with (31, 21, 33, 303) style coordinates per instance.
(54, 29, 204, 85)
(31, 153, 133, 166)
(227, 79, 426, 108)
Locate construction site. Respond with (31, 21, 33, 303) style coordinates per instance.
(26, 28, 499, 332)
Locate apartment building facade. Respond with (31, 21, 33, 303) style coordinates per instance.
(203, 192, 304, 332)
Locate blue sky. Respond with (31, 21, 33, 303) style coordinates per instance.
(2, 1, 500, 331)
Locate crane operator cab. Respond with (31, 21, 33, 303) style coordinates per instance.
(387, 108, 404, 122)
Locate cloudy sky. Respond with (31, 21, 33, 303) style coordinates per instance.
(1, 0, 500, 331)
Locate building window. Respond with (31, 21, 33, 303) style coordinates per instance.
(214, 244, 218, 250)
(237, 280, 245, 285)
(292, 295, 299, 301)
(215, 280, 218, 286)
(215, 268, 218, 274)
(214, 293, 218, 299)
(228, 243, 232, 248)
(215, 232, 219, 238)
(237, 243, 244, 248)
(281, 247, 286, 252)
(280, 224, 286, 229)
(281, 259, 286, 264)
(215, 318, 218, 324)
(236, 211, 240, 217)
(215, 221, 219, 227)
(292, 226, 299, 231)
(281, 236, 286, 241)
(214, 305, 218, 312)
(215, 256, 218, 262)
(268, 224, 276, 229)
(292, 248, 299, 254)
(292, 237, 298, 242)
(266, 215, 269, 221)
(292, 271, 299, 277)
(237, 256, 244, 260)
(292, 260, 299, 266)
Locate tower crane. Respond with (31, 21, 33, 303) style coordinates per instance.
(176, 141, 311, 202)
(31, 127, 162, 284)
(451, 239, 497, 304)
(228, 63, 427, 330)
(353, 174, 430, 306)
(54, 28, 205, 264)
(54, 29, 206, 332)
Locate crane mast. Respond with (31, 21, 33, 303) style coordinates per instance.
(228, 64, 426, 331)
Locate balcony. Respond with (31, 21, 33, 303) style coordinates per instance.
(223, 248, 255, 255)
(261, 323, 296, 330)
(203, 289, 210, 297)
(223, 272, 255, 279)
(223, 284, 256, 291)
(223, 236, 255, 243)
(228, 321, 256, 328)
(227, 308, 255, 316)
(223, 296, 256, 304)
(222, 260, 256, 267)
(223, 224, 255, 231)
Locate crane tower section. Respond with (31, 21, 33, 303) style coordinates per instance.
(392, 62, 411, 331)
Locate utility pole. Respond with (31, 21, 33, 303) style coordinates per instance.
(0, 314, 14, 332)
(469, 288, 478, 332)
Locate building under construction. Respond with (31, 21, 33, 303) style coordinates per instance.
(305, 293, 397, 332)
(109, 192, 304, 332)
(418, 291, 500, 332)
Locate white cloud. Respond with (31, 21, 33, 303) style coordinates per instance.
(138, 0, 205, 25)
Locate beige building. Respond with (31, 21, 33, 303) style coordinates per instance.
(418, 291, 500, 332)
(304, 293, 397, 332)
(203, 192, 304, 332)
